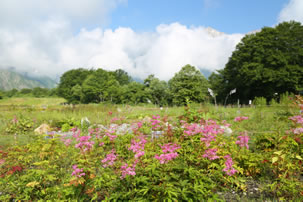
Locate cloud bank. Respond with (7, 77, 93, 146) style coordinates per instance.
(278, 0, 303, 23)
(0, 0, 244, 81)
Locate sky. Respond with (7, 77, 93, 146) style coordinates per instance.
(0, 0, 302, 81)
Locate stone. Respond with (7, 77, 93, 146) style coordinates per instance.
(34, 124, 51, 135)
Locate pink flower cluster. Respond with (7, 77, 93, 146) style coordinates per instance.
(289, 115, 303, 125)
(154, 143, 181, 164)
(235, 133, 250, 149)
(202, 148, 219, 160)
(75, 135, 95, 152)
(120, 163, 136, 179)
(151, 115, 161, 130)
(293, 127, 303, 134)
(129, 136, 147, 158)
(71, 165, 85, 178)
(222, 155, 237, 176)
(101, 149, 117, 167)
(0, 159, 5, 165)
(60, 135, 72, 147)
(234, 116, 249, 122)
(182, 120, 224, 147)
(183, 123, 202, 136)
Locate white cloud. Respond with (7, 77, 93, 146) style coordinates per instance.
(0, 22, 243, 80)
(0, 0, 126, 30)
(278, 0, 303, 23)
(0, 0, 243, 81)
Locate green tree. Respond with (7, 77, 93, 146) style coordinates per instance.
(32, 87, 50, 97)
(220, 21, 303, 103)
(5, 88, 18, 97)
(81, 69, 119, 103)
(113, 69, 132, 85)
(121, 82, 148, 105)
(168, 64, 210, 106)
(144, 75, 169, 105)
(57, 68, 93, 103)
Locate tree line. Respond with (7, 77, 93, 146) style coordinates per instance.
(56, 65, 209, 106)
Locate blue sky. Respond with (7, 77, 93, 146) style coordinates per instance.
(109, 0, 288, 34)
(0, 0, 302, 80)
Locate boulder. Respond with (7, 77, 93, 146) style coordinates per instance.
(34, 124, 51, 135)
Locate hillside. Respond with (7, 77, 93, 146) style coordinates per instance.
(0, 69, 57, 90)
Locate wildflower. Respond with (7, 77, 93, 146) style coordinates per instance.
(234, 116, 249, 122)
(202, 148, 219, 160)
(129, 136, 147, 159)
(155, 153, 179, 164)
(0, 159, 5, 165)
(71, 165, 85, 178)
(151, 115, 161, 130)
(75, 135, 95, 152)
(293, 127, 303, 134)
(200, 134, 216, 147)
(289, 115, 303, 125)
(120, 163, 136, 179)
(222, 155, 237, 176)
(235, 133, 250, 149)
(102, 150, 117, 167)
(154, 143, 181, 164)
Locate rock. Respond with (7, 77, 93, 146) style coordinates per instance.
(220, 125, 233, 136)
(142, 116, 151, 123)
(81, 117, 90, 128)
(34, 124, 51, 135)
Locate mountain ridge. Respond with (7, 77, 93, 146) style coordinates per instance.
(0, 69, 57, 90)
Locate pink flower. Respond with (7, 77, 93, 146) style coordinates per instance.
(234, 116, 249, 122)
(293, 128, 303, 134)
(71, 165, 85, 178)
(129, 136, 147, 159)
(155, 153, 179, 164)
(151, 115, 161, 130)
(120, 163, 136, 179)
(289, 115, 303, 125)
(200, 134, 216, 147)
(235, 134, 250, 149)
(0, 159, 5, 165)
(75, 135, 95, 152)
(222, 155, 237, 176)
(202, 148, 219, 160)
(102, 150, 117, 167)
(99, 142, 105, 147)
(160, 143, 181, 153)
(154, 143, 181, 164)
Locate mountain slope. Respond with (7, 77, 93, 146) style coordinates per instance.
(0, 69, 57, 90)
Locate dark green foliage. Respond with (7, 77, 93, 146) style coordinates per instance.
(169, 64, 210, 106)
(213, 21, 303, 103)
(57, 68, 93, 103)
(113, 69, 132, 85)
(120, 82, 149, 104)
(144, 75, 169, 106)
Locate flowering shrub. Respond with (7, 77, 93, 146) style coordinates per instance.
(1, 99, 303, 201)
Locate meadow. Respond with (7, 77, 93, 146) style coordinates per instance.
(0, 96, 302, 201)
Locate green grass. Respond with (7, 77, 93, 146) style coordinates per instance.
(0, 97, 66, 106)
(0, 97, 297, 148)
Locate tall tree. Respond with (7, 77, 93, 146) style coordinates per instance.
(113, 69, 132, 85)
(168, 64, 210, 106)
(57, 68, 93, 103)
(144, 75, 169, 105)
(220, 21, 303, 103)
(81, 69, 119, 103)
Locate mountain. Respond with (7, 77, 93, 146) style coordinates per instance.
(0, 69, 57, 90)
